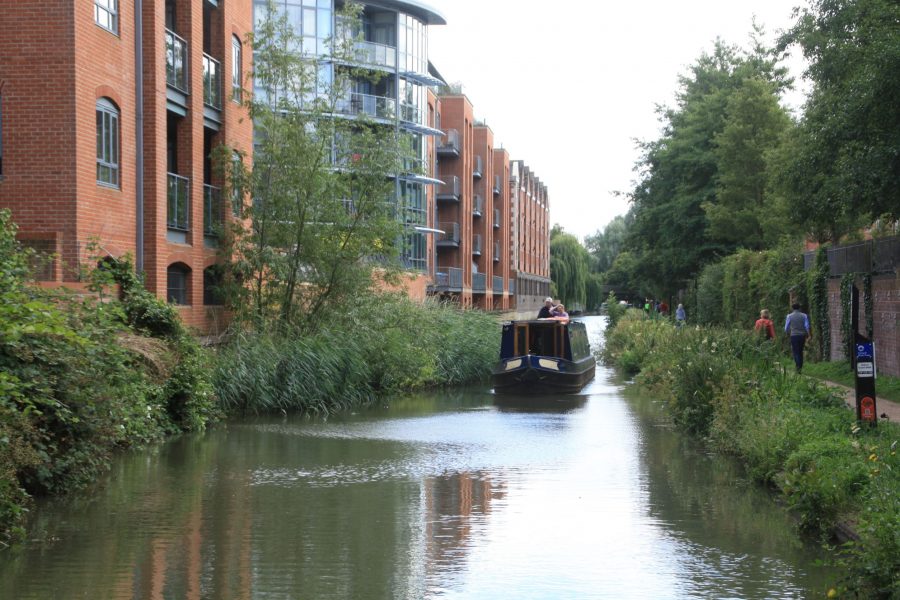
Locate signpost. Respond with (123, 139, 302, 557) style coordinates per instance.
(850, 284, 877, 425)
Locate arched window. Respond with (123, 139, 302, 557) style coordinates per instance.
(96, 98, 119, 187)
(166, 263, 191, 305)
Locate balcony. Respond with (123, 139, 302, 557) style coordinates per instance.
(336, 92, 396, 120)
(437, 129, 460, 157)
(493, 241, 500, 262)
(353, 40, 397, 70)
(437, 175, 460, 202)
(202, 54, 222, 110)
(493, 175, 502, 195)
(472, 272, 486, 293)
(203, 184, 221, 241)
(473, 155, 483, 179)
(165, 29, 188, 93)
(434, 266, 463, 292)
(494, 208, 501, 228)
(472, 194, 483, 217)
(167, 173, 190, 234)
(472, 234, 482, 256)
(493, 275, 503, 295)
(436, 222, 460, 248)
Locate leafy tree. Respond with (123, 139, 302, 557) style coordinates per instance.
(705, 76, 794, 248)
(549, 225, 590, 308)
(778, 0, 900, 232)
(585, 212, 631, 273)
(627, 33, 793, 296)
(220, 2, 406, 332)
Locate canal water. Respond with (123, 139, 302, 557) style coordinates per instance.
(1, 316, 838, 599)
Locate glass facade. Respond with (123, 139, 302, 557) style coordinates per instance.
(252, 1, 436, 270)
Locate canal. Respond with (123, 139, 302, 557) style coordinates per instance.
(1, 316, 838, 598)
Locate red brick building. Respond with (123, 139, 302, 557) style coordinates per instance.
(430, 94, 549, 313)
(0, 0, 253, 333)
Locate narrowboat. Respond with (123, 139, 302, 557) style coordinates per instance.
(492, 319, 596, 395)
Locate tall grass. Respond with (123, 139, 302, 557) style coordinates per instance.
(213, 294, 500, 415)
(603, 313, 900, 596)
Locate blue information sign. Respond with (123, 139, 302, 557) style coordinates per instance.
(856, 342, 874, 359)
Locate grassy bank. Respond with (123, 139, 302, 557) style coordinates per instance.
(213, 293, 500, 414)
(603, 310, 899, 598)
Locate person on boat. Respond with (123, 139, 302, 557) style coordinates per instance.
(537, 297, 554, 319)
(754, 309, 775, 340)
(551, 304, 569, 320)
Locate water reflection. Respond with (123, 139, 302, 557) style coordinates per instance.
(0, 316, 838, 599)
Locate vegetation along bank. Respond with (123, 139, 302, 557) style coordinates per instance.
(603, 309, 899, 598)
(0, 209, 499, 547)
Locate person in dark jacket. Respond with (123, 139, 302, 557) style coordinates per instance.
(537, 297, 554, 319)
(784, 303, 812, 372)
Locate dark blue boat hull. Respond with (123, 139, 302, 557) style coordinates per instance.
(491, 355, 596, 395)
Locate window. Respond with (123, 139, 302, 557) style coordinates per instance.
(167, 263, 190, 305)
(203, 266, 224, 306)
(0, 89, 4, 177)
(231, 36, 242, 103)
(96, 98, 120, 187)
(94, 0, 118, 34)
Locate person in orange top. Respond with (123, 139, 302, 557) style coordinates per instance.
(754, 309, 775, 340)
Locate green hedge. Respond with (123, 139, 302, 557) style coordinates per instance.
(603, 313, 900, 596)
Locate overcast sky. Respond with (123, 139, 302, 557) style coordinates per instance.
(427, 0, 811, 243)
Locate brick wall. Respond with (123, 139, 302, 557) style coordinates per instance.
(827, 274, 900, 377)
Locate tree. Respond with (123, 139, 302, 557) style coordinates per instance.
(585, 212, 631, 273)
(705, 77, 794, 248)
(221, 2, 406, 331)
(779, 0, 900, 230)
(627, 33, 794, 296)
(549, 226, 590, 308)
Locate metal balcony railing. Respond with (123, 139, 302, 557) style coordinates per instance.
(493, 275, 503, 294)
(336, 93, 396, 120)
(437, 175, 460, 201)
(353, 40, 397, 69)
(472, 194, 483, 217)
(493, 174, 501, 195)
(435, 266, 463, 291)
(494, 208, 501, 228)
(437, 129, 460, 157)
(437, 221, 460, 247)
(202, 54, 222, 109)
(203, 184, 221, 236)
(472, 272, 486, 292)
(473, 155, 483, 179)
(165, 29, 188, 92)
(472, 234, 482, 256)
(167, 173, 190, 231)
(803, 235, 900, 275)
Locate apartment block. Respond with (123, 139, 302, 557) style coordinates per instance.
(430, 94, 549, 313)
(0, 0, 254, 333)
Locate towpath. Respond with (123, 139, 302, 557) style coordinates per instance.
(820, 380, 900, 422)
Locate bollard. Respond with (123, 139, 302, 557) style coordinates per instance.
(854, 338, 877, 426)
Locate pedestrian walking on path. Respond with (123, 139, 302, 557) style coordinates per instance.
(784, 303, 811, 373)
(755, 309, 775, 340)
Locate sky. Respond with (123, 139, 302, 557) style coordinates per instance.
(427, 0, 811, 243)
